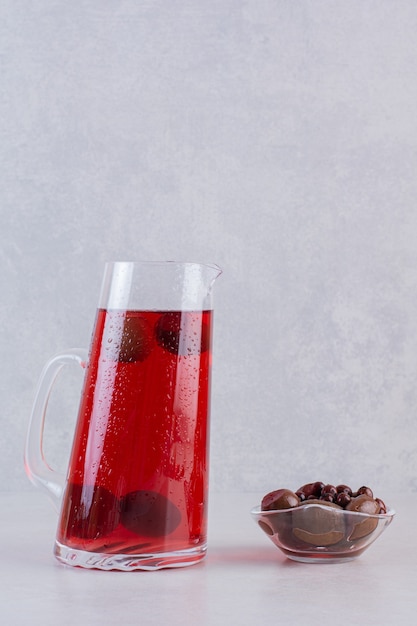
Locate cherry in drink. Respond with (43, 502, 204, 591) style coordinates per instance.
(57, 308, 212, 562)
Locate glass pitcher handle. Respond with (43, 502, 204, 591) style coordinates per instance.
(24, 348, 88, 510)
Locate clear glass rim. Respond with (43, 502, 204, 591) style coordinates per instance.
(99, 260, 222, 310)
(250, 504, 396, 520)
(104, 260, 222, 273)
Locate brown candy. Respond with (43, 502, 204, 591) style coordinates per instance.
(258, 483, 388, 549)
(292, 500, 345, 546)
(261, 489, 300, 511)
(346, 494, 380, 514)
(292, 528, 344, 547)
(346, 494, 380, 540)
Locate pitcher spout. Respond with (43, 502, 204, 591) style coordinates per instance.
(180, 262, 222, 311)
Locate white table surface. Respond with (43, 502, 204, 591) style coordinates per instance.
(0, 491, 414, 625)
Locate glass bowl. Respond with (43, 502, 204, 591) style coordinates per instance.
(251, 502, 395, 563)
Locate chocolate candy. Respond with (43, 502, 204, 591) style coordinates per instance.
(261, 489, 300, 511)
(260, 482, 388, 547)
(346, 494, 381, 514)
(293, 500, 345, 546)
(346, 494, 381, 540)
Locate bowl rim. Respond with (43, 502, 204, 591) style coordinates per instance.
(250, 503, 396, 519)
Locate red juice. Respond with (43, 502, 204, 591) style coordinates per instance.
(57, 308, 212, 558)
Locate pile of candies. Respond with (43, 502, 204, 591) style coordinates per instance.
(261, 482, 387, 515)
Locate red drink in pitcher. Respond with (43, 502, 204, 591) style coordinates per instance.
(56, 308, 212, 560)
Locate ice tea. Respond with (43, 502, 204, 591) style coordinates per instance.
(56, 308, 212, 558)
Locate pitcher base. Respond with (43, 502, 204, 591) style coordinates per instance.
(54, 540, 207, 571)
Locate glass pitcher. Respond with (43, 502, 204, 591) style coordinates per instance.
(25, 261, 222, 570)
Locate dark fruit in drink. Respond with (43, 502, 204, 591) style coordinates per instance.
(155, 312, 210, 355)
(60, 483, 121, 541)
(120, 490, 181, 537)
(104, 313, 153, 362)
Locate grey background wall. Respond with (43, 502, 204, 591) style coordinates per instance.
(1, 0, 417, 496)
